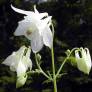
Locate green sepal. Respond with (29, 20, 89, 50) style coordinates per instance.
(16, 74, 27, 88)
(67, 56, 77, 67)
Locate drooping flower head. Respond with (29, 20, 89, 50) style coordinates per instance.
(75, 47, 92, 74)
(2, 46, 32, 77)
(11, 5, 53, 53)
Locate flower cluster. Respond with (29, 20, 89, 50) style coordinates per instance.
(2, 5, 53, 87)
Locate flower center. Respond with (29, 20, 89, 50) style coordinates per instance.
(26, 31, 32, 36)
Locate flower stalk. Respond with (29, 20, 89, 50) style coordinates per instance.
(35, 53, 51, 80)
(51, 23, 57, 92)
(51, 46, 57, 92)
(56, 48, 79, 78)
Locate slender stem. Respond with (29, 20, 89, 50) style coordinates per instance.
(51, 23, 57, 92)
(35, 54, 51, 80)
(51, 46, 57, 92)
(55, 55, 69, 78)
(56, 48, 78, 77)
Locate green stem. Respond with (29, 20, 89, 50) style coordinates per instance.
(55, 55, 69, 78)
(56, 48, 78, 77)
(51, 23, 57, 92)
(35, 54, 51, 80)
(51, 46, 57, 92)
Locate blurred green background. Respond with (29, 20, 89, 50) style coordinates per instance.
(0, 0, 92, 92)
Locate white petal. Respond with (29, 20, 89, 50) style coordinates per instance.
(42, 16, 52, 25)
(42, 26, 53, 48)
(14, 20, 31, 36)
(39, 13, 48, 19)
(2, 46, 26, 68)
(22, 47, 32, 70)
(17, 61, 26, 77)
(38, 16, 52, 31)
(11, 5, 34, 15)
(76, 58, 88, 74)
(11, 5, 41, 22)
(11, 5, 45, 22)
(34, 5, 39, 14)
(84, 48, 91, 73)
(25, 47, 32, 70)
(23, 56, 32, 71)
(31, 31, 43, 53)
(77, 58, 91, 74)
(2, 53, 20, 72)
(24, 15, 39, 23)
(27, 59, 32, 70)
(2, 53, 16, 66)
(16, 46, 26, 55)
(34, 5, 48, 20)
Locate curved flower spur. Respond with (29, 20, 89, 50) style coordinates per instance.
(11, 5, 53, 53)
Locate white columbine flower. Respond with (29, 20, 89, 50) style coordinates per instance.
(2, 46, 32, 77)
(11, 5, 53, 53)
(75, 47, 91, 74)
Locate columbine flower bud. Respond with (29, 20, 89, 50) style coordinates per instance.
(75, 47, 91, 74)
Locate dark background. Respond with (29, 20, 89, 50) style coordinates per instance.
(0, 0, 92, 92)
